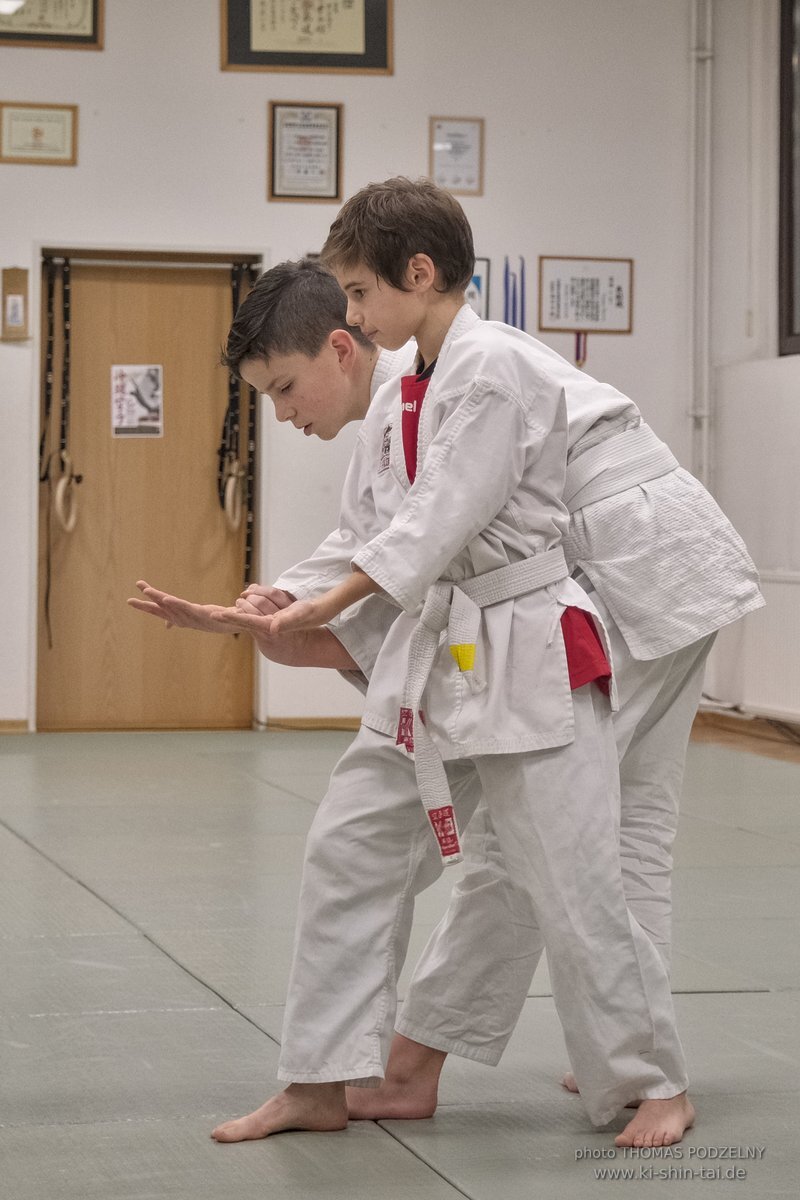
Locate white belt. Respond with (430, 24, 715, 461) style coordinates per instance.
(397, 547, 569, 865)
(564, 423, 678, 513)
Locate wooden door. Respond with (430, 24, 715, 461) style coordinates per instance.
(37, 256, 256, 730)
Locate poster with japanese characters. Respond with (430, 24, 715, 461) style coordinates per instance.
(111, 365, 164, 438)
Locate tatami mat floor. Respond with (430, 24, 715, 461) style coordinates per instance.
(1, 728, 797, 1198)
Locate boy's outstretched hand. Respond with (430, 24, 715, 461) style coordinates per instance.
(127, 579, 358, 669)
(127, 581, 230, 632)
(127, 581, 296, 631)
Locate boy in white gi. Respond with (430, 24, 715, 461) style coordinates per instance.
(199, 178, 698, 1147)
(133, 248, 762, 1148)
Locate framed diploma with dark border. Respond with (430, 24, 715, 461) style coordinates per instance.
(0, 1, 104, 50)
(268, 101, 342, 202)
(222, 0, 392, 74)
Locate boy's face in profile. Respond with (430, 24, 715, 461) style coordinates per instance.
(240, 340, 364, 441)
(335, 262, 422, 352)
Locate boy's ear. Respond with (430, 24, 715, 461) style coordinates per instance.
(405, 254, 437, 292)
(328, 327, 358, 367)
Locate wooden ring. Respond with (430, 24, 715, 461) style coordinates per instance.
(54, 473, 78, 533)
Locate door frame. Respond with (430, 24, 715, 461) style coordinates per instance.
(28, 241, 269, 731)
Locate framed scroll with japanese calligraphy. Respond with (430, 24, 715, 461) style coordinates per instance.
(538, 257, 633, 334)
(0, 1, 104, 50)
(222, 0, 392, 74)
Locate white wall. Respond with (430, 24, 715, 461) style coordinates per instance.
(0, 0, 729, 724)
(701, 0, 800, 720)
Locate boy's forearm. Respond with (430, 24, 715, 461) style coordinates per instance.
(251, 626, 359, 670)
(299, 569, 382, 627)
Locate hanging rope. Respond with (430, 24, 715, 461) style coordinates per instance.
(216, 262, 259, 585)
(53, 258, 82, 533)
(218, 264, 245, 530)
(39, 257, 83, 648)
(242, 263, 259, 586)
(39, 258, 57, 483)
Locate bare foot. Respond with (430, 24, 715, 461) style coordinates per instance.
(346, 1034, 446, 1120)
(211, 1083, 348, 1142)
(614, 1092, 695, 1148)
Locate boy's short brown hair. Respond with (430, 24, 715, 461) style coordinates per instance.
(321, 177, 475, 293)
(221, 258, 372, 377)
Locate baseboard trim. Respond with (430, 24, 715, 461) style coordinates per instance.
(264, 717, 362, 732)
(0, 720, 28, 734)
(692, 711, 800, 762)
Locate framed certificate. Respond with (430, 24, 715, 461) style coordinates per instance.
(429, 116, 484, 196)
(0, 102, 78, 166)
(538, 256, 634, 333)
(268, 102, 342, 202)
(222, 0, 392, 74)
(0, 0, 104, 50)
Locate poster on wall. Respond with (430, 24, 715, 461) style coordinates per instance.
(538, 256, 633, 333)
(111, 365, 164, 438)
(465, 257, 490, 319)
(222, 0, 393, 74)
(0, 0, 104, 49)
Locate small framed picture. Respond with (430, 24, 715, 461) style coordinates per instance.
(222, 0, 393, 74)
(0, 0, 104, 50)
(268, 101, 342, 203)
(0, 102, 78, 166)
(429, 116, 484, 196)
(1, 266, 29, 341)
(466, 257, 490, 319)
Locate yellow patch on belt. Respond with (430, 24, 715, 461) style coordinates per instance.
(450, 643, 476, 672)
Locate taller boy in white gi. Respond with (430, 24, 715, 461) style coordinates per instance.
(206, 179, 696, 1147)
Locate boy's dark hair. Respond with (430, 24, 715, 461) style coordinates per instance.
(221, 258, 373, 375)
(321, 177, 475, 293)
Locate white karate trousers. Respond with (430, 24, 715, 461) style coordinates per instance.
(277, 677, 688, 1126)
(396, 579, 715, 1068)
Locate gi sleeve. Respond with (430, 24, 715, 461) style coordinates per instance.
(328, 593, 400, 680)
